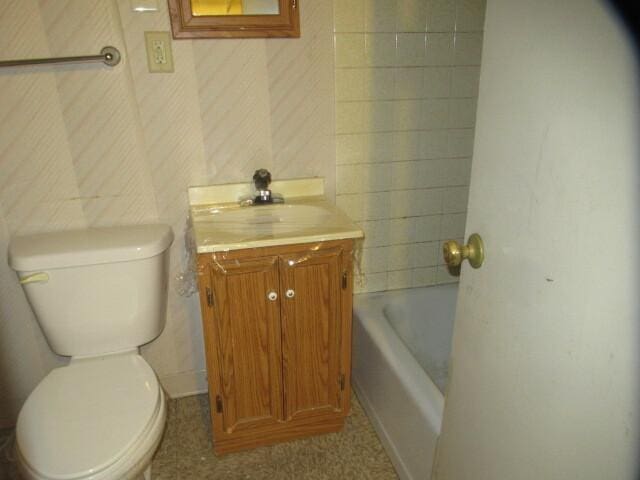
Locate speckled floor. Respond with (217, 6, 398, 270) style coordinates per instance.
(1, 393, 398, 479)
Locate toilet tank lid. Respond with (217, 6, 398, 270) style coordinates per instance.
(8, 224, 174, 271)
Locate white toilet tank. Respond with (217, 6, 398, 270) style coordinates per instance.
(8, 224, 174, 357)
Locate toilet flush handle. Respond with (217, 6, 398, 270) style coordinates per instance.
(19, 272, 49, 284)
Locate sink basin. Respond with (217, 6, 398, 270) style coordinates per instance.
(197, 204, 335, 236)
(188, 180, 363, 253)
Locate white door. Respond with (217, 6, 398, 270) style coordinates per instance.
(434, 1, 639, 479)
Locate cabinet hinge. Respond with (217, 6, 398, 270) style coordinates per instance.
(339, 373, 345, 391)
(292, 0, 297, 9)
(206, 287, 214, 307)
(341, 271, 348, 290)
(215, 394, 223, 413)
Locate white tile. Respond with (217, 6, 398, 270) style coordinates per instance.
(411, 241, 440, 266)
(396, 0, 427, 32)
(396, 33, 426, 66)
(447, 128, 475, 157)
(421, 159, 447, 187)
(362, 246, 389, 273)
(442, 186, 469, 212)
(388, 244, 412, 270)
(389, 217, 416, 244)
(414, 214, 443, 241)
(422, 98, 450, 129)
(336, 68, 366, 101)
(335, 33, 366, 67)
(420, 130, 449, 158)
(424, 67, 452, 97)
(366, 101, 396, 131)
(388, 269, 412, 289)
(334, 0, 365, 32)
(336, 134, 365, 164)
(365, 68, 396, 100)
(359, 272, 387, 292)
(426, 0, 456, 32)
(451, 66, 480, 97)
(455, 0, 486, 32)
(425, 33, 454, 65)
(394, 99, 423, 130)
(364, 0, 398, 32)
(423, 157, 471, 187)
(453, 32, 483, 65)
(412, 266, 437, 287)
(361, 191, 392, 219)
(391, 161, 420, 190)
(361, 219, 391, 247)
(362, 163, 393, 192)
(395, 67, 424, 99)
(393, 131, 422, 161)
(440, 212, 467, 238)
(336, 194, 365, 220)
(336, 164, 364, 194)
(448, 97, 477, 128)
(416, 188, 444, 215)
(391, 188, 442, 217)
(336, 101, 366, 134)
(390, 190, 414, 217)
(365, 33, 397, 67)
(364, 132, 395, 162)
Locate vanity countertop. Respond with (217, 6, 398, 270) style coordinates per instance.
(189, 178, 363, 254)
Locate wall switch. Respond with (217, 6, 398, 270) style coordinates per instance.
(144, 31, 174, 73)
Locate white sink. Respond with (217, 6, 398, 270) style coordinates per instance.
(199, 204, 335, 236)
(188, 180, 363, 253)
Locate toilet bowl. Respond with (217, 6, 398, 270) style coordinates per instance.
(16, 353, 167, 480)
(8, 224, 174, 480)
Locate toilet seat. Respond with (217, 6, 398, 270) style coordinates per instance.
(16, 353, 164, 480)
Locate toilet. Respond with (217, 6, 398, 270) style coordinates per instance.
(8, 224, 174, 480)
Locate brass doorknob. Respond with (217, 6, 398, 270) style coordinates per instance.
(442, 233, 485, 269)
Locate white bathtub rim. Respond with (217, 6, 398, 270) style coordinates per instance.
(353, 294, 445, 432)
(352, 378, 413, 480)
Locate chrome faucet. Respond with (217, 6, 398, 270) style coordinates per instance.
(240, 169, 284, 206)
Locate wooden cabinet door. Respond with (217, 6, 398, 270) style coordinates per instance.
(279, 246, 346, 421)
(207, 256, 284, 437)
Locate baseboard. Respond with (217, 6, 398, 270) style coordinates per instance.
(158, 370, 208, 398)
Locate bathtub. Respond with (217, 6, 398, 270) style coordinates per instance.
(352, 284, 457, 480)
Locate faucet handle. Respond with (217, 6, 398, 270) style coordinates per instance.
(253, 169, 272, 190)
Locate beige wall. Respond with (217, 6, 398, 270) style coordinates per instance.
(333, 0, 485, 293)
(0, 0, 335, 426)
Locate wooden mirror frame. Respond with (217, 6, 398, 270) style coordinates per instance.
(168, 0, 300, 39)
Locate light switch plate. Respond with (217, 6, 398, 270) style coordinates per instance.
(144, 31, 174, 73)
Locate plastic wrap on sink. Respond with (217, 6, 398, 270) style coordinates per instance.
(189, 198, 363, 253)
(175, 216, 198, 297)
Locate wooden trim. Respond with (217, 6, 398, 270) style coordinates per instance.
(214, 414, 345, 454)
(339, 243, 354, 415)
(168, 0, 300, 39)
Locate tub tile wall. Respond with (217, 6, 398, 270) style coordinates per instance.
(334, 0, 485, 293)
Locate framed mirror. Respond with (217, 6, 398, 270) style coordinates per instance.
(168, 0, 300, 38)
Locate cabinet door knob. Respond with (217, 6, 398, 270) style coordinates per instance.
(285, 289, 295, 299)
(267, 291, 278, 301)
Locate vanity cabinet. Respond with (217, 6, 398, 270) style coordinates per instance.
(196, 239, 354, 454)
